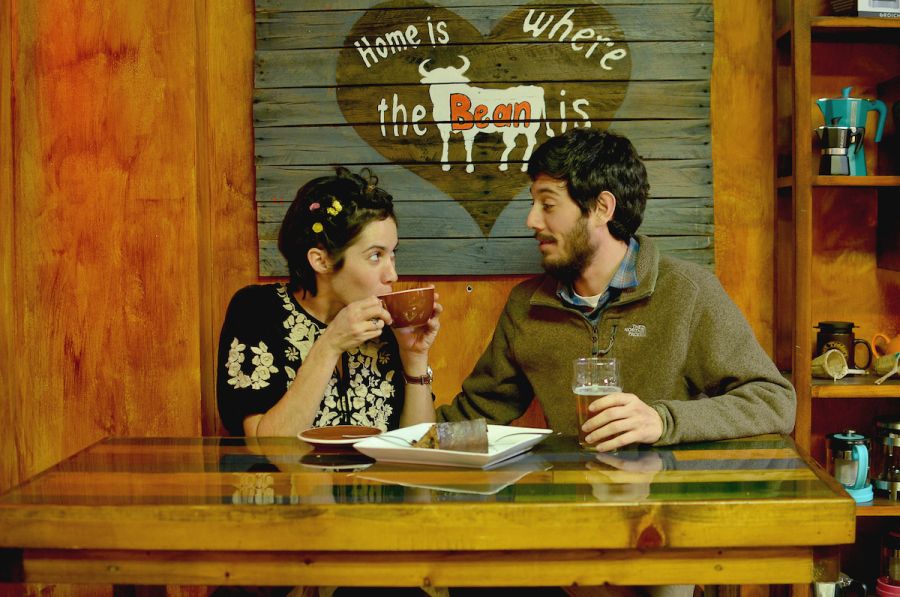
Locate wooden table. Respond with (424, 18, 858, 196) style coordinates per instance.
(0, 434, 854, 588)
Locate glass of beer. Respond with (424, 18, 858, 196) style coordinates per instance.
(573, 357, 621, 448)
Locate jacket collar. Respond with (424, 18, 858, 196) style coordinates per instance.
(529, 234, 659, 310)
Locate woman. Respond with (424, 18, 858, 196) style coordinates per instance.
(217, 167, 440, 437)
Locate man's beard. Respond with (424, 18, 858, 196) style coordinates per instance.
(540, 217, 595, 282)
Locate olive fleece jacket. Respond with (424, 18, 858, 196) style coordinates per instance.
(437, 235, 796, 445)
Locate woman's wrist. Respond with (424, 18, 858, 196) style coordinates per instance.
(311, 329, 343, 362)
(400, 353, 429, 377)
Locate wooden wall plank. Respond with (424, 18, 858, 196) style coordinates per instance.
(260, 235, 714, 276)
(255, 5, 713, 49)
(256, 0, 713, 14)
(710, 0, 775, 352)
(254, 81, 711, 125)
(0, 0, 15, 492)
(257, 197, 715, 238)
(253, 121, 712, 164)
(256, 160, 713, 202)
(200, 0, 260, 435)
(255, 42, 712, 87)
(256, 160, 712, 205)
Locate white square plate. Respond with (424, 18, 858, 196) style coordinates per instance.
(353, 423, 553, 469)
(356, 453, 550, 495)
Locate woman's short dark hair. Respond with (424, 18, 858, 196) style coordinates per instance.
(526, 129, 650, 241)
(278, 166, 395, 296)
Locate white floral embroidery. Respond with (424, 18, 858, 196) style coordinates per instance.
(226, 338, 252, 389)
(275, 284, 397, 431)
(248, 342, 278, 389)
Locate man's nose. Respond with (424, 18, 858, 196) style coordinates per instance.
(526, 204, 542, 231)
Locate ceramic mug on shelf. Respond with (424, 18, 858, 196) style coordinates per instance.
(874, 333, 900, 358)
(815, 321, 873, 370)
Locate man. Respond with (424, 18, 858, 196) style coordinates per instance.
(438, 128, 795, 451)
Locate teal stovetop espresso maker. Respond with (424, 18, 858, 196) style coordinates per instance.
(817, 86, 888, 176)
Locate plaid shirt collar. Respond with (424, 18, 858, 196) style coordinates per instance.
(557, 236, 640, 320)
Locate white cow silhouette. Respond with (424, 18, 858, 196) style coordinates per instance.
(418, 55, 554, 173)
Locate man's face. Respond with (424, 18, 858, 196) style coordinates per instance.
(526, 174, 597, 280)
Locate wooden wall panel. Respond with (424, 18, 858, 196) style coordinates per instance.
(0, 0, 15, 496)
(710, 0, 776, 352)
(199, 0, 260, 435)
(1, 0, 203, 491)
(2, 0, 776, 498)
(252, 0, 715, 275)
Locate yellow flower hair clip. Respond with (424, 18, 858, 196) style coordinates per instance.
(326, 198, 342, 217)
(311, 222, 323, 233)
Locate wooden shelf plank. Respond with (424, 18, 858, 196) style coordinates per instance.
(811, 375, 900, 398)
(776, 176, 793, 189)
(813, 176, 900, 187)
(811, 16, 900, 31)
(857, 497, 900, 517)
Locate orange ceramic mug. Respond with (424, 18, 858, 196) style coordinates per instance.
(873, 333, 900, 358)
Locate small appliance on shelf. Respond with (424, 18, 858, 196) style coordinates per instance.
(859, 0, 900, 17)
(817, 87, 888, 175)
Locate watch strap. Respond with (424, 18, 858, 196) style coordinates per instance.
(403, 366, 433, 385)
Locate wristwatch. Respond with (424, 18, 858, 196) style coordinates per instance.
(404, 365, 433, 385)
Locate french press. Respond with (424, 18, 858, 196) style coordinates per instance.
(883, 529, 900, 587)
(875, 416, 900, 501)
(827, 430, 874, 503)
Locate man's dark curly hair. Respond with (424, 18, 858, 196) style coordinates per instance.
(278, 166, 395, 296)
(527, 129, 649, 241)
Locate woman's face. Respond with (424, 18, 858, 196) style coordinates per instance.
(328, 217, 398, 304)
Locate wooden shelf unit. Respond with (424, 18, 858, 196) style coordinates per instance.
(774, 0, 900, 510)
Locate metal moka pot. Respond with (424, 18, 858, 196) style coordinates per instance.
(817, 86, 888, 176)
(816, 126, 864, 176)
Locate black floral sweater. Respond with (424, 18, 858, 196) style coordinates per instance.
(216, 283, 405, 435)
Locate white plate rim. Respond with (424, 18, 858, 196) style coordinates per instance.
(353, 423, 553, 469)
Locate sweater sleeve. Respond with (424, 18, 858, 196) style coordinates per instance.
(216, 286, 291, 436)
(651, 273, 797, 445)
(436, 299, 536, 424)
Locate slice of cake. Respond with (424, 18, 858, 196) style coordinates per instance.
(412, 419, 489, 453)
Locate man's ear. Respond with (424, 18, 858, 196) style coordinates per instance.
(591, 191, 617, 225)
(307, 248, 332, 274)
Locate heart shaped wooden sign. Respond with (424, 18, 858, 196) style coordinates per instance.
(335, 1, 631, 236)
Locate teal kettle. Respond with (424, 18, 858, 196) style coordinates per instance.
(817, 86, 888, 176)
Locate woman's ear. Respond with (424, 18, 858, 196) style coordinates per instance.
(307, 248, 332, 274)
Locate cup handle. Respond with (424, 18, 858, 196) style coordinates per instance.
(873, 333, 889, 358)
(852, 444, 868, 491)
(854, 339, 873, 369)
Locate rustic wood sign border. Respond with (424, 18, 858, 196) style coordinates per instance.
(254, 0, 713, 275)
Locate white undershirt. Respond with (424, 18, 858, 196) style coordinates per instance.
(573, 290, 604, 309)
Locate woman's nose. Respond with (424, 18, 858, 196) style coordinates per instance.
(384, 259, 398, 284)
